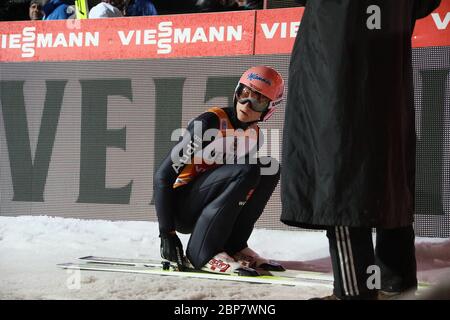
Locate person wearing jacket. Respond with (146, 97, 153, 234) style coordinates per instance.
(29, 0, 44, 20)
(154, 66, 285, 275)
(42, 0, 71, 20)
(123, 0, 157, 16)
(89, 0, 124, 18)
(281, 0, 442, 299)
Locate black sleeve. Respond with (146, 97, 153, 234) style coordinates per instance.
(153, 112, 219, 234)
(414, 0, 441, 19)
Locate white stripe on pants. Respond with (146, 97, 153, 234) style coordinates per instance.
(335, 226, 360, 296)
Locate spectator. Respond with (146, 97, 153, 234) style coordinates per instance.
(195, 0, 232, 12)
(123, 0, 157, 17)
(42, 0, 73, 20)
(29, 0, 44, 20)
(150, 0, 196, 15)
(89, 0, 123, 18)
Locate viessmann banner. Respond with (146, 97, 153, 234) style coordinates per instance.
(0, 5, 449, 62)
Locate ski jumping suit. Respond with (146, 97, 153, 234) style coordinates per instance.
(154, 106, 280, 269)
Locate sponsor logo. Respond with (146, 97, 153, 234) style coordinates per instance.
(171, 133, 203, 174)
(247, 73, 271, 85)
(118, 22, 243, 54)
(208, 258, 231, 272)
(260, 21, 300, 39)
(271, 99, 282, 107)
(245, 188, 255, 201)
(0, 22, 244, 59)
(0, 27, 99, 58)
(431, 12, 450, 30)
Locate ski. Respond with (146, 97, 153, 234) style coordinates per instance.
(57, 262, 333, 287)
(79, 255, 165, 268)
(78, 255, 334, 282)
(58, 256, 431, 289)
(57, 257, 334, 287)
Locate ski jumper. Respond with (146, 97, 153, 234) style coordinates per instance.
(153, 106, 280, 269)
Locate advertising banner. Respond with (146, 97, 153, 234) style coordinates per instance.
(0, 6, 449, 62)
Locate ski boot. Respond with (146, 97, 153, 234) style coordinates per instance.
(202, 252, 260, 276)
(162, 253, 194, 272)
(232, 247, 285, 271)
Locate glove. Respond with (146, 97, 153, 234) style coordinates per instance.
(160, 232, 185, 269)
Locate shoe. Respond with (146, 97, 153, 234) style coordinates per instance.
(232, 247, 285, 271)
(202, 252, 259, 276)
(309, 294, 341, 300)
(163, 255, 194, 271)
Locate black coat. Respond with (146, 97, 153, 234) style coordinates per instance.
(281, 0, 441, 229)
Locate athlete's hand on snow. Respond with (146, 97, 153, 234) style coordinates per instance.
(160, 232, 185, 269)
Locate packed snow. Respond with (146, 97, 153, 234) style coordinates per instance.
(0, 216, 449, 300)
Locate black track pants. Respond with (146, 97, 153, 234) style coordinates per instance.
(326, 225, 417, 299)
(174, 158, 280, 269)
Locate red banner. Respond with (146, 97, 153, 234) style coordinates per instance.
(254, 8, 305, 55)
(0, 11, 255, 62)
(413, 0, 450, 48)
(255, 5, 450, 55)
(0, 5, 448, 62)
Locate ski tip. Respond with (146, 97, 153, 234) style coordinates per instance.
(57, 263, 75, 268)
(79, 256, 94, 260)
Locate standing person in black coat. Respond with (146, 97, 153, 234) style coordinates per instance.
(281, 0, 441, 299)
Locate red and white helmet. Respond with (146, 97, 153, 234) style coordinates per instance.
(234, 65, 285, 121)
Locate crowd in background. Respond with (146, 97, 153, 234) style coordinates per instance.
(0, 0, 268, 21)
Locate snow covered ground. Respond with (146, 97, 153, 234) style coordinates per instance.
(0, 216, 449, 300)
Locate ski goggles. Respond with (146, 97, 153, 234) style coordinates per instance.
(236, 85, 271, 113)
